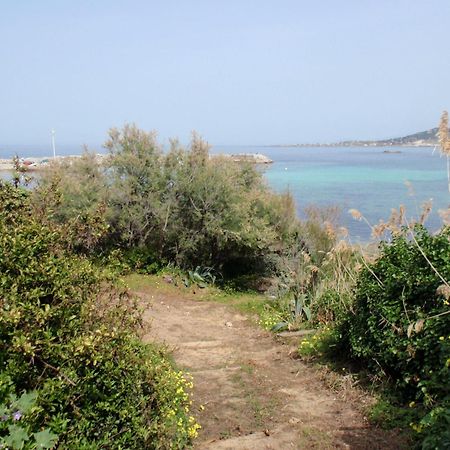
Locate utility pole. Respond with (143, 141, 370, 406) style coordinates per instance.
(51, 129, 56, 158)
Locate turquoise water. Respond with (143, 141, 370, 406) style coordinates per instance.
(214, 146, 449, 241)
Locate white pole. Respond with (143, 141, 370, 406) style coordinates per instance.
(51, 129, 56, 158)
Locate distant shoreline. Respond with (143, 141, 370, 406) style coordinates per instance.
(264, 143, 436, 149)
(264, 126, 445, 148)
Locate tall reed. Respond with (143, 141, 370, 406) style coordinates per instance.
(438, 110, 450, 192)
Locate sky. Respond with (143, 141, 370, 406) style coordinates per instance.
(1, 0, 449, 147)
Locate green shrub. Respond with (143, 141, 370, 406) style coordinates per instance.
(0, 181, 198, 449)
(32, 154, 110, 256)
(36, 125, 303, 277)
(121, 247, 163, 274)
(343, 225, 450, 447)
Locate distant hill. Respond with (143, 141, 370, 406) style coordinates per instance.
(275, 127, 447, 148)
(335, 127, 443, 147)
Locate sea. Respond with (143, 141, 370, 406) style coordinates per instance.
(216, 145, 449, 242)
(1, 143, 448, 242)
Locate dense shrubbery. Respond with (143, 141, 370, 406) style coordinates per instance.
(0, 181, 198, 449)
(343, 226, 450, 448)
(35, 125, 300, 276)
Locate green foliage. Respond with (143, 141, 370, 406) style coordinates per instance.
(0, 181, 198, 449)
(419, 405, 450, 449)
(0, 380, 57, 450)
(105, 125, 165, 249)
(297, 326, 338, 359)
(183, 266, 219, 288)
(121, 247, 163, 274)
(343, 225, 450, 448)
(368, 398, 419, 431)
(271, 292, 311, 332)
(32, 152, 110, 255)
(257, 304, 286, 330)
(11, 155, 32, 189)
(308, 241, 360, 325)
(265, 207, 360, 330)
(35, 125, 302, 277)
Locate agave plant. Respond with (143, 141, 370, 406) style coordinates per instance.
(183, 266, 219, 288)
(271, 289, 312, 332)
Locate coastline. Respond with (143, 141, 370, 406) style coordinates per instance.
(265, 142, 437, 148)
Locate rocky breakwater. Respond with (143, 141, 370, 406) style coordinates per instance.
(218, 153, 273, 164)
(0, 156, 56, 171)
(0, 154, 107, 171)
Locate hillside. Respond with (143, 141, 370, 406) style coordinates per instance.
(336, 127, 443, 147)
(276, 127, 447, 148)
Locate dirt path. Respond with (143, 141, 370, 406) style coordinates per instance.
(138, 284, 407, 449)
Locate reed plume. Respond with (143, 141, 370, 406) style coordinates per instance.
(439, 110, 450, 192)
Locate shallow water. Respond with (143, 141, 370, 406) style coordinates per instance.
(214, 145, 449, 241)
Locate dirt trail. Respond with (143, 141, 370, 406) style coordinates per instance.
(139, 286, 406, 450)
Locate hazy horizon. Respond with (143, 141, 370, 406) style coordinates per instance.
(0, 121, 444, 149)
(1, 0, 449, 146)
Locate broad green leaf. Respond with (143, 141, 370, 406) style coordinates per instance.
(34, 429, 58, 449)
(303, 307, 312, 321)
(14, 391, 38, 414)
(5, 424, 29, 449)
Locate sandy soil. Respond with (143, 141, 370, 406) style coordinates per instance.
(137, 283, 408, 450)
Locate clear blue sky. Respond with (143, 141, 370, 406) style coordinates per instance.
(1, 0, 449, 146)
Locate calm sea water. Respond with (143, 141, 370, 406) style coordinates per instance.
(214, 145, 449, 242)
(1, 143, 448, 242)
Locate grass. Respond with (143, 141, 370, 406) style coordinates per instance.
(369, 399, 421, 431)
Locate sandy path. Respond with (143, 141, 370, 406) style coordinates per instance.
(139, 286, 406, 450)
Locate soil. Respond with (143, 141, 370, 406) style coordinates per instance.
(137, 282, 408, 450)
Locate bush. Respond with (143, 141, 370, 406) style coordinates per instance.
(31, 152, 110, 255)
(36, 125, 302, 277)
(343, 225, 450, 447)
(0, 181, 198, 449)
